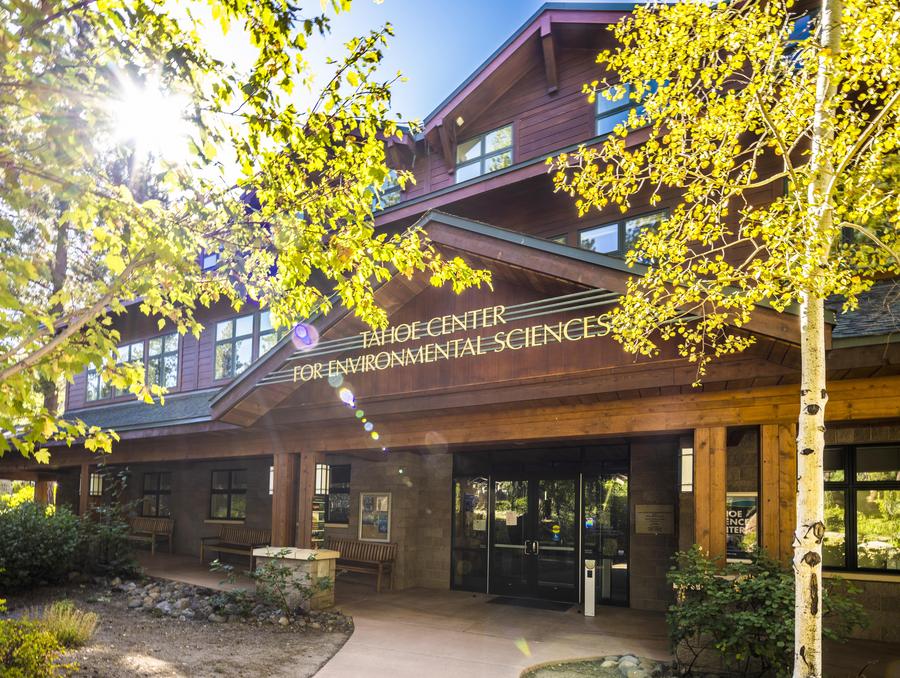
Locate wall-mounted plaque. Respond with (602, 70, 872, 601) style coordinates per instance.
(359, 492, 391, 542)
(635, 504, 674, 535)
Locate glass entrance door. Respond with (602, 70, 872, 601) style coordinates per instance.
(490, 477, 578, 601)
(583, 473, 629, 605)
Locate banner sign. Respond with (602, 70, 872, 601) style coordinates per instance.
(292, 303, 614, 383)
(726, 492, 759, 561)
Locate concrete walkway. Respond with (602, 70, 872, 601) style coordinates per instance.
(318, 577, 671, 678)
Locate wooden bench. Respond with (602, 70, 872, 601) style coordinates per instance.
(127, 517, 174, 555)
(200, 525, 271, 571)
(326, 537, 397, 593)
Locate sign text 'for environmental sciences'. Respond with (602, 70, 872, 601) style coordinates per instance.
(292, 304, 613, 382)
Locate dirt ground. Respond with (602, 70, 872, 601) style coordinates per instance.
(4, 584, 351, 677)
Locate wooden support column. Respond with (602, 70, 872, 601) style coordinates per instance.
(78, 463, 90, 516)
(760, 423, 797, 562)
(296, 452, 322, 548)
(33, 479, 53, 505)
(693, 427, 727, 560)
(271, 453, 299, 547)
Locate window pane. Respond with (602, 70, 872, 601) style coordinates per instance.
(235, 315, 253, 337)
(856, 489, 900, 570)
(157, 494, 171, 517)
(215, 344, 233, 379)
(231, 470, 247, 490)
(824, 447, 846, 482)
(216, 320, 233, 341)
(164, 333, 179, 353)
(130, 343, 143, 362)
(456, 137, 481, 163)
(159, 473, 171, 491)
(234, 338, 252, 374)
(259, 333, 278, 356)
(163, 355, 178, 388)
(824, 490, 846, 568)
(148, 337, 163, 357)
(142, 496, 157, 517)
(148, 360, 160, 387)
(212, 471, 229, 490)
(484, 126, 512, 153)
(596, 84, 630, 115)
(596, 108, 631, 136)
(856, 446, 900, 482)
(211, 494, 229, 518)
(259, 311, 273, 333)
(87, 376, 99, 401)
(485, 151, 512, 173)
(455, 161, 482, 183)
(143, 474, 157, 491)
(624, 211, 665, 253)
(580, 223, 619, 253)
(230, 494, 247, 520)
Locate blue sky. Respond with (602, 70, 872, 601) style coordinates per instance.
(306, 0, 559, 121)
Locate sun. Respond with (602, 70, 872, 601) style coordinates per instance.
(109, 76, 192, 163)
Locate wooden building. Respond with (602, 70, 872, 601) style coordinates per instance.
(2, 2, 898, 640)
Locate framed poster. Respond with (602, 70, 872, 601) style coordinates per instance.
(726, 492, 759, 561)
(359, 492, 391, 542)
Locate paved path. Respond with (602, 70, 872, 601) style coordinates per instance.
(317, 580, 671, 678)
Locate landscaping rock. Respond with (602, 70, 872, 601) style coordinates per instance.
(208, 613, 227, 623)
(600, 660, 618, 669)
(278, 616, 290, 626)
(155, 601, 173, 616)
(127, 598, 143, 609)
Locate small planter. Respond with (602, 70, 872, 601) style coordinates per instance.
(251, 548, 339, 611)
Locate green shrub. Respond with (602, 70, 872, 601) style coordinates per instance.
(24, 600, 98, 648)
(667, 546, 867, 677)
(0, 503, 81, 590)
(77, 468, 138, 577)
(0, 619, 72, 677)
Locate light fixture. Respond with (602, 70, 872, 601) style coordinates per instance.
(455, 115, 465, 127)
(315, 463, 330, 495)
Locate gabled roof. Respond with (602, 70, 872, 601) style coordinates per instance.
(208, 210, 807, 426)
(422, 2, 636, 133)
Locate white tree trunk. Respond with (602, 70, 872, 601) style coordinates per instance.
(794, 1, 842, 676)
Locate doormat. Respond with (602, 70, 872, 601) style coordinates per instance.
(486, 596, 573, 612)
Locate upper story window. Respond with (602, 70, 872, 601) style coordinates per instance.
(371, 170, 402, 210)
(112, 341, 144, 397)
(201, 251, 220, 270)
(824, 444, 900, 572)
(258, 310, 286, 356)
(455, 125, 513, 183)
(147, 333, 179, 389)
(215, 314, 254, 380)
(595, 82, 659, 137)
(579, 209, 667, 256)
(85, 364, 111, 402)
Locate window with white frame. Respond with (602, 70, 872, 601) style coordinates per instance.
(112, 341, 144, 397)
(579, 209, 667, 256)
(455, 125, 513, 183)
(258, 311, 285, 357)
(147, 333, 179, 389)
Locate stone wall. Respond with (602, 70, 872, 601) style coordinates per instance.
(116, 456, 273, 559)
(324, 451, 452, 590)
(629, 437, 679, 611)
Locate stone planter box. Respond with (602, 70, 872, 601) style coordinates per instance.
(251, 547, 339, 611)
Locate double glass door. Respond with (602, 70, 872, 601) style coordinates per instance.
(491, 478, 578, 601)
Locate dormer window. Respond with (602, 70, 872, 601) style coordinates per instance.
(579, 209, 668, 256)
(371, 170, 402, 210)
(595, 84, 643, 137)
(455, 125, 513, 183)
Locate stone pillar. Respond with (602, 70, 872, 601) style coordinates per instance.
(693, 427, 727, 560)
(760, 423, 797, 562)
(271, 453, 299, 547)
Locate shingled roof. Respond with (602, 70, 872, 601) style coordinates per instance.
(831, 280, 900, 339)
(64, 390, 214, 432)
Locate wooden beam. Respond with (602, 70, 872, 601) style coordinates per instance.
(693, 427, 727, 561)
(271, 453, 299, 547)
(540, 19, 558, 93)
(777, 423, 797, 562)
(760, 423, 797, 563)
(296, 452, 322, 548)
(437, 121, 455, 174)
(78, 463, 90, 516)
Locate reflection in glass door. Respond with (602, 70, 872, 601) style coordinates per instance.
(583, 474, 629, 605)
(490, 478, 578, 601)
(452, 477, 489, 590)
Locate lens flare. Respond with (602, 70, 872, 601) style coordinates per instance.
(364, 422, 374, 432)
(371, 431, 380, 440)
(291, 322, 320, 351)
(355, 410, 365, 419)
(338, 387, 354, 406)
(327, 373, 344, 388)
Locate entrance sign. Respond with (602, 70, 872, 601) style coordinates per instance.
(635, 504, 674, 535)
(726, 492, 758, 561)
(292, 302, 613, 383)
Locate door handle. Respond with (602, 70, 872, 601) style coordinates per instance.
(533, 540, 540, 555)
